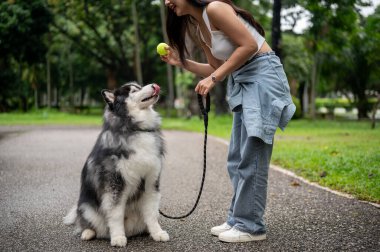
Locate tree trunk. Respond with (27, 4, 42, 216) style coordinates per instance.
(272, 0, 282, 61)
(298, 80, 305, 118)
(20, 95, 28, 112)
(107, 69, 117, 90)
(160, 0, 174, 109)
(132, 0, 143, 84)
(34, 86, 38, 109)
(46, 55, 51, 109)
(68, 45, 74, 107)
(371, 95, 380, 129)
(352, 53, 370, 120)
(357, 91, 369, 119)
(214, 81, 228, 115)
(310, 53, 320, 119)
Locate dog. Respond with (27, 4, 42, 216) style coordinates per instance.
(63, 82, 169, 247)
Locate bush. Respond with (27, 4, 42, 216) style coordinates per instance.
(292, 96, 302, 119)
(316, 98, 354, 111)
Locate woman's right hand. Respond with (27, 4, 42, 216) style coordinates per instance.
(160, 46, 183, 67)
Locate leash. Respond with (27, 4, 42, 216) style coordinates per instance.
(159, 93, 210, 219)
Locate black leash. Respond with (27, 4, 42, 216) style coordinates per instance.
(159, 94, 210, 219)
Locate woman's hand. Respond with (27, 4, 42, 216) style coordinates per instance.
(160, 46, 182, 67)
(195, 75, 216, 96)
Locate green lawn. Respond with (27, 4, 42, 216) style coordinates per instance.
(0, 110, 379, 203)
(0, 109, 103, 125)
(164, 116, 380, 204)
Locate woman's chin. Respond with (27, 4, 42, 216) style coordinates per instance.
(175, 9, 185, 16)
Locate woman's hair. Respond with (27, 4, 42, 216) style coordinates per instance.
(166, 0, 265, 65)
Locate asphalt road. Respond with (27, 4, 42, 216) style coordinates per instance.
(0, 126, 379, 252)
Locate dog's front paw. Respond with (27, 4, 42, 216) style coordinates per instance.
(151, 230, 170, 242)
(111, 236, 127, 247)
(81, 229, 96, 241)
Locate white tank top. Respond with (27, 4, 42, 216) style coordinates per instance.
(198, 8, 265, 61)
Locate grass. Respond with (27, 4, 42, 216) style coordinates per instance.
(273, 120, 380, 203)
(164, 115, 380, 204)
(0, 109, 103, 126)
(0, 110, 379, 203)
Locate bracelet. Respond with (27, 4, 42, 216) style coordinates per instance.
(211, 74, 218, 84)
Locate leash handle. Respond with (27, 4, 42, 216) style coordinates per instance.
(198, 93, 210, 115)
(159, 94, 210, 219)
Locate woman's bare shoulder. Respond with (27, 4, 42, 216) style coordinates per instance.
(206, 1, 235, 17)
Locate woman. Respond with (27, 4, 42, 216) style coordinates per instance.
(162, 0, 295, 243)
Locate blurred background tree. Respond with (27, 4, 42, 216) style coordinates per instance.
(0, 0, 52, 111)
(0, 0, 379, 120)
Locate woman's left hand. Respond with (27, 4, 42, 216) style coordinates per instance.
(195, 76, 216, 96)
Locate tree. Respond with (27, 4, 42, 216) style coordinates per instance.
(325, 5, 380, 119)
(272, 0, 282, 60)
(299, 0, 368, 119)
(50, 1, 163, 90)
(282, 34, 312, 116)
(132, 0, 143, 84)
(159, 0, 175, 110)
(0, 0, 52, 111)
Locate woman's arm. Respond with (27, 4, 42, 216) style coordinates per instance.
(207, 1, 258, 81)
(162, 42, 223, 78)
(182, 60, 215, 78)
(195, 2, 259, 95)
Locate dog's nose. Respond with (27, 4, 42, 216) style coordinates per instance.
(152, 84, 160, 95)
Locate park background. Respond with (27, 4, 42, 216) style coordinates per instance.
(0, 0, 379, 204)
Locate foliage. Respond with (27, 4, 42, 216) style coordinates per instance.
(175, 71, 195, 89)
(1, 0, 379, 118)
(235, 0, 272, 36)
(49, 0, 164, 89)
(0, 0, 52, 111)
(292, 96, 302, 119)
(0, 0, 52, 64)
(282, 33, 312, 86)
(363, 6, 380, 91)
(300, 0, 378, 119)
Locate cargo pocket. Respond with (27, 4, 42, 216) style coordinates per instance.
(263, 124, 277, 144)
(268, 57, 290, 94)
(271, 100, 286, 122)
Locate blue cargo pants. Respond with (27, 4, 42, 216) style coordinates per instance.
(226, 110, 273, 235)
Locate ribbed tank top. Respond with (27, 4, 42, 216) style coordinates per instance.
(198, 8, 265, 61)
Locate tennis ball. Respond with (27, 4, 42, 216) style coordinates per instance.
(157, 42, 169, 56)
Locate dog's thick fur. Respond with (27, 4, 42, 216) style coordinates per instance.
(64, 82, 169, 247)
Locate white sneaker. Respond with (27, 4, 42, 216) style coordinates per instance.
(218, 227, 266, 243)
(210, 222, 232, 236)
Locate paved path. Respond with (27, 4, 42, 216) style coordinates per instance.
(0, 126, 379, 252)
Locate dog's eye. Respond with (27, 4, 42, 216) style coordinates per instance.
(131, 88, 141, 93)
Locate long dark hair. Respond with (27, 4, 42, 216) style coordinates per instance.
(166, 0, 265, 65)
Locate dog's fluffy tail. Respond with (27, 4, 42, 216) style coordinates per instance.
(63, 205, 77, 225)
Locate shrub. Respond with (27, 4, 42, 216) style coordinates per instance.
(292, 96, 302, 119)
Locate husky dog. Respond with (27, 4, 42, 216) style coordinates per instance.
(64, 82, 169, 247)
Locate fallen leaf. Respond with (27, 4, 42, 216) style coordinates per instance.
(319, 171, 327, 177)
(290, 180, 300, 187)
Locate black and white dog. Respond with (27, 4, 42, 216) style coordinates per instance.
(64, 82, 169, 247)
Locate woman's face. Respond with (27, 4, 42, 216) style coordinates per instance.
(164, 0, 192, 16)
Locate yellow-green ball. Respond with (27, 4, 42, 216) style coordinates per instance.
(157, 42, 169, 56)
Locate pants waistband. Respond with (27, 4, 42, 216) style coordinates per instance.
(253, 51, 275, 59)
(238, 51, 275, 70)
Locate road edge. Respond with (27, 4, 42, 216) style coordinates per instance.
(209, 135, 380, 209)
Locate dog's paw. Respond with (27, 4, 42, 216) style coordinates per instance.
(110, 236, 127, 247)
(151, 230, 170, 242)
(81, 229, 96, 241)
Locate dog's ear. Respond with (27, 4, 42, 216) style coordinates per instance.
(101, 90, 115, 110)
